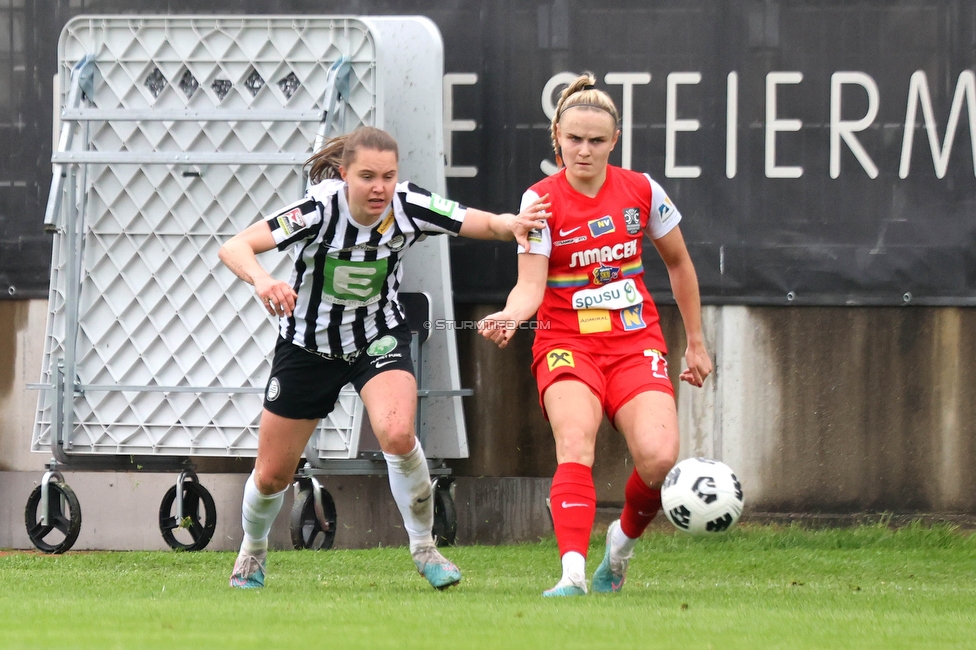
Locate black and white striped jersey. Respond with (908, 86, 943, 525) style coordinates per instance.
(264, 178, 466, 356)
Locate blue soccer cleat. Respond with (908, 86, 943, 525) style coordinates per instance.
(229, 548, 267, 589)
(591, 520, 630, 593)
(412, 545, 462, 590)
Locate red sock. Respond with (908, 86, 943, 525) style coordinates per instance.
(619, 468, 662, 539)
(549, 462, 596, 557)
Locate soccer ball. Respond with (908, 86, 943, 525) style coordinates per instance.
(661, 457, 744, 534)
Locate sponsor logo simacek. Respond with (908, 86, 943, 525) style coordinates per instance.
(568, 240, 639, 268)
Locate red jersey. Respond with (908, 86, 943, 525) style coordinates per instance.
(519, 165, 682, 357)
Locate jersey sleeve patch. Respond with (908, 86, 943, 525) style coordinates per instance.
(644, 174, 682, 240)
(266, 197, 321, 249)
(401, 181, 467, 235)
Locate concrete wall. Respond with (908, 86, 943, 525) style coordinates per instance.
(453, 302, 976, 514)
(0, 472, 553, 551)
(2, 298, 975, 550)
(0, 300, 48, 473)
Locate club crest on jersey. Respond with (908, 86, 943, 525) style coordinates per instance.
(266, 377, 281, 401)
(546, 349, 575, 371)
(592, 264, 620, 285)
(588, 215, 615, 238)
(388, 234, 406, 251)
(367, 335, 398, 357)
(624, 207, 641, 235)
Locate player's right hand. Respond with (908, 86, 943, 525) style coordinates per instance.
(255, 277, 298, 318)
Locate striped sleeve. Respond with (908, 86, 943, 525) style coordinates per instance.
(265, 197, 323, 250)
(399, 181, 467, 236)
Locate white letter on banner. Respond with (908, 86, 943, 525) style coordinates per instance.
(765, 71, 804, 178)
(665, 72, 702, 178)
(443, 73, 478, 178)
(604, 72, 651, 170)
(899, 70, 976, 179)
(727, 71, 738, 179)
(830, 72, 880, 179)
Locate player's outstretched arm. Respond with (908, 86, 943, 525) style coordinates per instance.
(218, 220, 298, 318)
(478, 252, 549, 349)
(651, 225, 712, 387)
(458, 194, 551, 251)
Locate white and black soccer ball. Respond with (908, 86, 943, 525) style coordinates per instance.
(661, 457, 744, 534)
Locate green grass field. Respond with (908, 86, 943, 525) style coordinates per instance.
(1, 523, 974, 649)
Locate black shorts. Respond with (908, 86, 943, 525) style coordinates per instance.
(262, 324, 415, 420)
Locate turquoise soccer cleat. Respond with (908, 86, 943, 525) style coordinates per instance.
(229, 549, 267, 589)
(591, 520, 629, 593)
(412, 545, 462, 590)
(542, 576, 587, 597)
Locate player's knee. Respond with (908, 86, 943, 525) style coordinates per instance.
(637, 450, 679, 486)
(554, 428, 596, 465)
(377, 421, 416, 455)
(253, 466, 290, 494)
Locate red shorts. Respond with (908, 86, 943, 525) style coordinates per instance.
(531, 344, 674, 422)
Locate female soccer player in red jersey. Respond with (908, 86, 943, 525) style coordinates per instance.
(479, 73, 713, 596)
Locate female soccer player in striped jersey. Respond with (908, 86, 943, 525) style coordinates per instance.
(219, 126, 550, 590)
(479, 74, 713, 596)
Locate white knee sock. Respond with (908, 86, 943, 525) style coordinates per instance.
(561, 551, 586, 584)
(384, 439, 434, 552)
(240, 470, 286, 554)
(610, 523, 638, 560)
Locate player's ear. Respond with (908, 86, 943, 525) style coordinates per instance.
(611, 128, 620, 150)
(338, 165, 348, 181)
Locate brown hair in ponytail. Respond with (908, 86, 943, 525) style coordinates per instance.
(305, 126, 399, 184)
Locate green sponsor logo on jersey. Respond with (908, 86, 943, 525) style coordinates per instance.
(366, 335, 397, 357)
(428, 193, 458, 217)
(323, 257, 387, 306)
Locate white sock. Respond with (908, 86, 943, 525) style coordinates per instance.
(384, 438, 434, 552)
(560, 551, 586, 584)
(610, 522, 638, 560)
(240, 470, 286, 554)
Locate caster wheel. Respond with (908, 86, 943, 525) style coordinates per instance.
(25, 482, 82, 554)
(432, 477, 457, 547)
(290, 484, 337, 550)
(159, 480, 217, 551)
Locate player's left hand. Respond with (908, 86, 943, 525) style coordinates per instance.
(477, 310, 519, 349)
(512, 194, 551, 252)
(679, 339, 712, 387)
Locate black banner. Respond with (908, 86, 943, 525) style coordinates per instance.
(2, 1, 975, 305)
